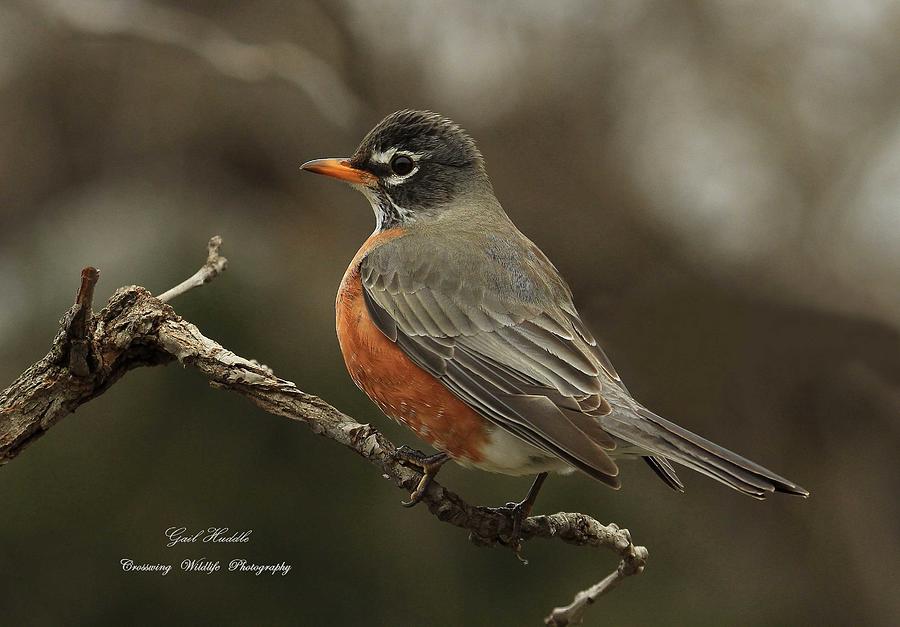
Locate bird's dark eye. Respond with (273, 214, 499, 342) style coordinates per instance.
(390, 154, 414, 176)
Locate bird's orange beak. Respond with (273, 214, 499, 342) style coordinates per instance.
(300, 158, 375, 185)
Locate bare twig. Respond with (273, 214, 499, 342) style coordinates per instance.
(66, 266, 100, 376)
(0, 238, 646, 625)
(544, 525, 648, 625)
(156, 236, 228, 302)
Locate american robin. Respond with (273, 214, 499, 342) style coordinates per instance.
(301, 110, 808, 536)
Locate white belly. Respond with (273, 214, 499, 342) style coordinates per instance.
(453, 426, 575, 476)
(449, 425, 647, 477)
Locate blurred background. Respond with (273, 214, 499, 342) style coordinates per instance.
(2, 1, 899, 625)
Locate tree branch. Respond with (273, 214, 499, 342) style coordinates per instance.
(544, 529, 648, 626)
(156, 235, 228, 303)
(0, 237, 647, 625)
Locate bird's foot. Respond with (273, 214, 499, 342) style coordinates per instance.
(488, 498, 536, 563)
(488, 472, 548, 563)
(391, 445, 449, 508)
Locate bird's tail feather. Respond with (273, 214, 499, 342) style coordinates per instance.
(644, 456, 685, 492)
(601, 407, 809, 499)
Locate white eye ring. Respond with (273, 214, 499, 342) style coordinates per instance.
(370, 146, 428, 185)
(374, 149, 422, 186)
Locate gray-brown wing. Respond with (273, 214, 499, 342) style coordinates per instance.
(360, 235, 621, 486)
(565, 303, 685, 490)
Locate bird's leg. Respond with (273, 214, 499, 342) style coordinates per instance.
(492, 472, 549, 562)
(391, 445, 450, 508)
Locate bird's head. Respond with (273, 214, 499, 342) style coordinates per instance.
(301, 110, 493, 230)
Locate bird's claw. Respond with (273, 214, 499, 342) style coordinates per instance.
(488, 473, 548, 563)
(391, 447, 449, 508)
(488, 499, 533, 563)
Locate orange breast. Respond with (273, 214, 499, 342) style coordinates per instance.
(335, 229, 488, 463)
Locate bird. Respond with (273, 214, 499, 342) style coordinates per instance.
(300, 109, 808, 542)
